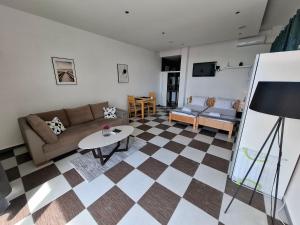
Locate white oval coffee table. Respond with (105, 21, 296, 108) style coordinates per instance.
(78, 125, 134, 165)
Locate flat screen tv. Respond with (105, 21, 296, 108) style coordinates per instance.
(192, 62, 216, 77)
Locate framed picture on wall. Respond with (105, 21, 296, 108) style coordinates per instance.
(117, 64, 129, 83)
(51, 57, 77, 85)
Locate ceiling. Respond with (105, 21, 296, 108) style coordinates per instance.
(262, 0, 300, 30)
(0, 0, 293, 51)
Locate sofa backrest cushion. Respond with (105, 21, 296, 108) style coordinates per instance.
(90, 101, 109, 119)
(65, 105, 94, 126)
(214, 98, 234, 109)
(191, 96, 207, 106)
(38, 109, 70, 127)
(26, 114, 58, 144)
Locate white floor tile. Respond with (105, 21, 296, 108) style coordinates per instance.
(184, 126, 200, 133)
(219, 194, 268, 225)
(159, 115, 168, 120)
(118, 204, 160, 225)
(194, 134, 214, 144)
(166, 127, 182, 134)
(118, 170, 154, 202)
(1, 157, 17, 170)
(124, 151, 149, 168)
(148, 136, 169, 147)
(66, 209, 97, 225)
(144, 116, 156, 121)
(157, 167, 191, 196)
(152, 148, 177, 165)
(54, 152, 81, 173)
(13, 146, 28, 156)
(132, 128, 144, 136)
(147, 127, 164, 135)
(26, 175, 71, 213)
(18, 160, 53, 177)
(215, 133, 233, 142)
(194, 164, 227, 192)
(7, 178, 24, 201)
(180, 146, 205, 163)
(162, 121, 175, 126)
(74, 174, 114, 207)
(15, 215, 35, 225)
(207, 145, 232, 161)
(130, 122, 142, 128)
(172, 135, 192, 145)
(168, 199, 218, 225)
(146, 121, 160, 127)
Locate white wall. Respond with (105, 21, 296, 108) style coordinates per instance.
(285, 158, 300, 225)
(185, 40, 271, 100)
(0, 5, 160, 150)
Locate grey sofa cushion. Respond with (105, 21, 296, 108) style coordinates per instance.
(205, 107, 236, 117)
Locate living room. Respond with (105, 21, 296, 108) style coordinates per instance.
(0, 1, 300, 225)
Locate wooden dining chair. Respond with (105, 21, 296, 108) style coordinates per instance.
(148, 91, 156, 114)
(128, 96, 141, 118)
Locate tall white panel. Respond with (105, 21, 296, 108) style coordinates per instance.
(232, 50, 300, 199)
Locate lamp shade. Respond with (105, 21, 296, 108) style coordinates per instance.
(250, 81, 300, 119)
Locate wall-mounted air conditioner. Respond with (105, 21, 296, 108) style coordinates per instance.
(237, 36, 266, 47)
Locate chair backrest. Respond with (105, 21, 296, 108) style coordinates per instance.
(149, 92, 156, 99)
(128, 96, 136, 105)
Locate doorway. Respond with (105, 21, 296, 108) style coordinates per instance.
(167, 72, 180, 107)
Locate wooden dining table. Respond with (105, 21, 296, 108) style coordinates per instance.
(135, 96, 156, 119)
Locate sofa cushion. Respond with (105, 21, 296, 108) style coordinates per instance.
(191, 96, 207, 106)
(65, 105, 94, 126)
(38, 109, 70, 127)
(206, 107, 236, 117)
(90, 101, 109, 119)
(26, 114, 58, 144)
(214, 98, 233, 109)
(43, 121, 100, 153)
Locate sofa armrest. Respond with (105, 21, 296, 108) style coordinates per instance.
(18, 117, 48, 165)
(116, 108, 128, 119)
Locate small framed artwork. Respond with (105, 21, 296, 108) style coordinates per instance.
(51, 57, 77, 85)
(117, 64, 129, 83)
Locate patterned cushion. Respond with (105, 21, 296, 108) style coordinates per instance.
(46, 117, 66, 135)
(103, 107, 117, 119)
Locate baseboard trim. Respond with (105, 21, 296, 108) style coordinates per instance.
(0, 144, 25, 153)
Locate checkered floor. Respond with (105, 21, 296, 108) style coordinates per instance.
(0, 108, 289, 225)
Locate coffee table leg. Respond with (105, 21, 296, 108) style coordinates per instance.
(92, 136, 132, 165)
(92, 148, 105, 165)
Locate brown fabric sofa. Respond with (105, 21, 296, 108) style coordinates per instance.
(18, 102, 129, 165)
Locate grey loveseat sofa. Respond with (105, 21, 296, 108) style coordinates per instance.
(18, 102, 128, 165)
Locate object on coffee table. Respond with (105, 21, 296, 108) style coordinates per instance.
(102, 124, 112, 136)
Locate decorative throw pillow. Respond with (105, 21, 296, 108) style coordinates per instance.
(103, 107, 117, 119)
(46, 117, 66, 135)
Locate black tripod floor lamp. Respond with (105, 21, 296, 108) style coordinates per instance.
(224, 81, 300, 224)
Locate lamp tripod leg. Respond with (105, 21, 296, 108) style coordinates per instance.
(272, 118, 284, 225)
(224, 117, 281, 214)
(249, 119, 282, 204)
